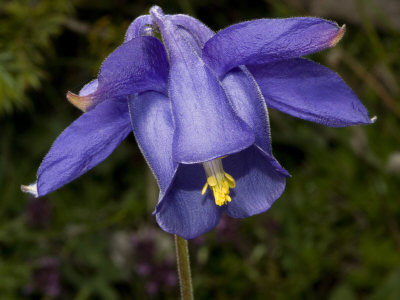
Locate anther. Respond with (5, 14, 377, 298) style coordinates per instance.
(202, 158, 236, 206)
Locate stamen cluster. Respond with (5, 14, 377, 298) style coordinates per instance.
(202, 159, 236, 206)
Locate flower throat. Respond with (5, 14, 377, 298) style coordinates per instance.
(201, 158, 236, 206)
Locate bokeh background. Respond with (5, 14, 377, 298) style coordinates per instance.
(1, 0, 399, 299)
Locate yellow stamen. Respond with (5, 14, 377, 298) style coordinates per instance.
(202, 157, 236, 206)
(201, 182, 208, 195)
(225, 173, 236, 188)
(207, 176, 217, 186)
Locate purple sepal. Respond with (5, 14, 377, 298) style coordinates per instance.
(248, 58, 372, 127)
(97, 36, 169, 98)
(203, 17, 344, 77)
(128, 91, 177, 193)
(36, 99, 131, 196)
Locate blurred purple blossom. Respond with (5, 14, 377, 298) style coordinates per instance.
(24, 257, 60, 298)
(131, 229, 177, 297)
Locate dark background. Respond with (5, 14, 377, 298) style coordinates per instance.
(1, 0, 399, 299)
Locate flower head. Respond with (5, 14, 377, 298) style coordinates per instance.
(22, 6, 372, 239)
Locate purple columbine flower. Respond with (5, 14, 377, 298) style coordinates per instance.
(22, 6, 373, 239)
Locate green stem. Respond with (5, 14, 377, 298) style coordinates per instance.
(174, 234, 194, 300)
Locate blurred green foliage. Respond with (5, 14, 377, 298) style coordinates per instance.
(1, 0, 400, 299)
(0, 0, 74, 114)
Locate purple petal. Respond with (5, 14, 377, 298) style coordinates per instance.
(222, 66, 289, 176)
(167, 13, 288, 175)
(128, 91, 176, 193)
(224, 146, 286, 218)
(169, 14, 213, 57)
(151, 6, 254, 163)
(166, 15, 287, 175)
(97, 36, 169, 98)
(203, 18, 345, 77)
(248, 58, 372, 127)
(34, 99, 131, 196)
(155, 163, 223, 239)
(170, 14, 214, 44)
(124, 15, 153, 42)
(68, 16, 156, 113)
(79, 79, 98, 96)
(67, 36, 169, 112)
(165, 23, 203, 56)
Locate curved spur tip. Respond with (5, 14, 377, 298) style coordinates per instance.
(330, 24, 346, 47)
(370, 116, 377, 123)
(21, 183, 38, 197)
(66, 91, 93, 112)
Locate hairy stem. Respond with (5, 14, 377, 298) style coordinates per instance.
(174, 234, 194, 300)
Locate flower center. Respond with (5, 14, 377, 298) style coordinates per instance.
(201, 158, 236, 206)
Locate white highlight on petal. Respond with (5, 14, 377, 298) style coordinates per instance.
(79, 79, 98, 96)
(21, 183, 38, 197)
